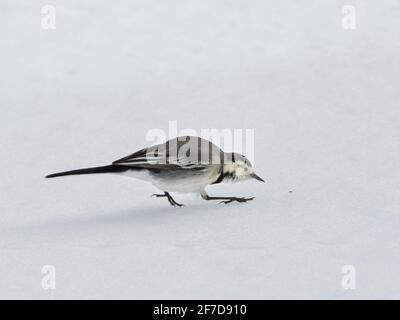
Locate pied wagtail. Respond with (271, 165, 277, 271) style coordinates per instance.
(46, 136, 265, 207)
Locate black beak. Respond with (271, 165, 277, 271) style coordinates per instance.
(250, 173, 265, 182)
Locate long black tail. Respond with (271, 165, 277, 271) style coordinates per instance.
(46, 165, 128, 178)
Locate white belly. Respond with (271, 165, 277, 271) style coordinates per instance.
(115, 168, 218, 194)
(152, 174, 215, 193)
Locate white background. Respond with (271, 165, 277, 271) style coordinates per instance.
(0, 0, 399, 299)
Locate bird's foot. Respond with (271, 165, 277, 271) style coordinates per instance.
(152, 193, 166, 198)
(152, 192, 184, 207)
(219, 197, 255, 204)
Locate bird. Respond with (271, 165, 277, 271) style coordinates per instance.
(46, 136, 265, 207)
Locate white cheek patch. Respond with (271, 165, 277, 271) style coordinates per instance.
(223, 162, 251, 181)
(236, 167, 247, 178)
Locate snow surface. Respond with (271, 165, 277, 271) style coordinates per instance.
(0, 0, 399, 299)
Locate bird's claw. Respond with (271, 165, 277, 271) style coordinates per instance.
(152, 193, 184, 207)
(167, 198, 184, 207)
(219, 197, 255, 204)
(171, 202, 184, 207)
(151, 193, 164, 198)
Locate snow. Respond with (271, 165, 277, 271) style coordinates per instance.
(0, 0, 399, 299)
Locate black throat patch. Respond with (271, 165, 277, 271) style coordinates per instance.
(212, 170, 235, 184)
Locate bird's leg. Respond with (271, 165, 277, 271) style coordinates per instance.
(200, 191, 255, 204)
(166, 193, 184, 207)
(152, 192, 184, 207)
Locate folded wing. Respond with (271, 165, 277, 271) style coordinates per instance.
(113, 136, 224, 170)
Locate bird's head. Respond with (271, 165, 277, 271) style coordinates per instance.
(222, 153, 265, 183)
